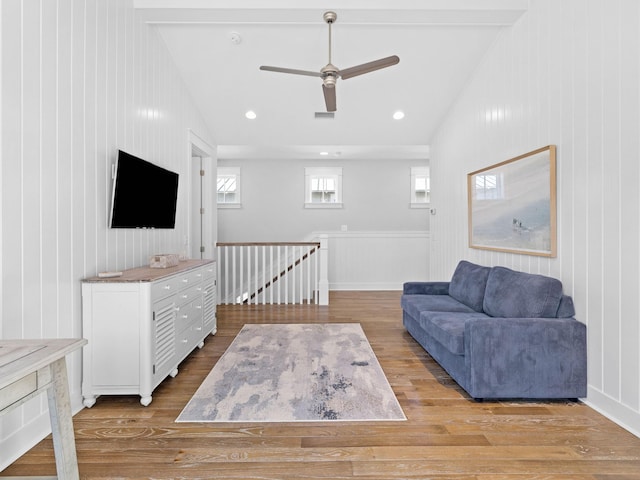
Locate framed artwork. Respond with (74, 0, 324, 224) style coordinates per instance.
(467, 145, 557, 257)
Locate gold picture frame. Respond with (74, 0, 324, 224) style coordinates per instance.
(467, 145, 557, 257)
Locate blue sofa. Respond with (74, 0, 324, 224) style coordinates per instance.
(401, 260, 587, 400)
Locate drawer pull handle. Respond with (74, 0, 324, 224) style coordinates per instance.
(182, 314, 189, 319)
(164, 285, 171, 290)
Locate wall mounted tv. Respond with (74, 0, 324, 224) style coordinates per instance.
(110, 150, 179, 229)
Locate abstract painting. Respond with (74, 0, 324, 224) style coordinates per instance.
(467, 145, 556, 257)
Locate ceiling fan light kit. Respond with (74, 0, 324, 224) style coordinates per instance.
(259, 11, 399, 112)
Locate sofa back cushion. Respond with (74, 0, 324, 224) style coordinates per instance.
(483, 266, 564, 318)
(448, 261, 491, 312)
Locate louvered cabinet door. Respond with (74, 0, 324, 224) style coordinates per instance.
(151, 296, 177, 387)
(202, 269, 217, 335)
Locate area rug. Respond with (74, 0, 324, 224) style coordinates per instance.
(176, 323, 406, 422)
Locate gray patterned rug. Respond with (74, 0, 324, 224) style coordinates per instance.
(176, 323, 406, 422)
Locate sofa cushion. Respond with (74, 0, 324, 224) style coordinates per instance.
(448, 261, 491, 312)
(419, 311, 488, 355)
(483, 266, 564, 318)
(556, 295, 576, 318)
(401, 294, 477, 321)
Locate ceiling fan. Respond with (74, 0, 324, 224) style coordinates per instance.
(259, 11, 400, 112)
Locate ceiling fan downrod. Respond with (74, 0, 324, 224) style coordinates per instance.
(324, 11, 337, 66)
(322, 11, 338, 88)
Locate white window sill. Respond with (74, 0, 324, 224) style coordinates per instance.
(218, 203, 242, 209)
(304, 202, 343, 209)
(410, 202, 430, 209)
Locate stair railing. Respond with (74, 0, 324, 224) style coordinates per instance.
(216, 237, 328, 305)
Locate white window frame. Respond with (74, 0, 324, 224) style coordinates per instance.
(304, 167, 343, 209)
(410, 166, 430, 208)
(217, 167, 241, 208)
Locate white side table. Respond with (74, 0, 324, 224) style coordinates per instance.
(1, 338, 87, 479)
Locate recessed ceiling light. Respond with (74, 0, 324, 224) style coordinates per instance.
(245, 110, 257, 120)
(319, 151, 329, 156)
(393, 111, 405, 120)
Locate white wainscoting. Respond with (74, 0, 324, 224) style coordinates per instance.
(312, 231, 430, 290)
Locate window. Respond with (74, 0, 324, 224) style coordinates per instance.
(311, 177, 337, 203)
(475, 173, 503, 200)
(305, 167, 343, 208)
(410, 166, 430, 208)
(217, 167, 241, 208)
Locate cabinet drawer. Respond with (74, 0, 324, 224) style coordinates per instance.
(0, 372, 38, 411)
(175, 283, 203, 307)
(175, 297, 203, 333)
(151, 276, 182, 301)
(177, 269, 204, 291)
(176, 321, 205, 359)
(202, 264, 216, 280)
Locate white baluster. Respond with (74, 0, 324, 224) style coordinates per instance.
(226, 246, 230, 304)
(254, 246, 258, 305)
(316, 242, 320, 303)
(283, 245, 287, 305)
(292, 246, 297, 304)
(306, 245, 311, 304)
(298, 246, 302, 305)
(319, 235, 329, 305)
(276, 245, 281, 305)
(267, 245, 272, 305)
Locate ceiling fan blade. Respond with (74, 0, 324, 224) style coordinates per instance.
(322, 85, 337, 112)
(259, 65, 323, 78)
(338, 55, 400, 80)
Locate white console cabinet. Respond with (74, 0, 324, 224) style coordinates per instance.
(81, 260, 216, 407)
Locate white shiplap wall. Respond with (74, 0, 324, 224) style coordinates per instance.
(429, 0, 640, 436)
(0, 0, 214, 468)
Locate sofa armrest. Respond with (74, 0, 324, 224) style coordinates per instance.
(403, 281, 450, 295)
(464, 317, 587, 399)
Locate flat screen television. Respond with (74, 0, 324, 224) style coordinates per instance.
(110, 150, 179, 229)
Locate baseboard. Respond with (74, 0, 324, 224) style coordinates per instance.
(585, 386, 640, 439)
(329, 282, 404, 291)
(0, 410, 51, 471)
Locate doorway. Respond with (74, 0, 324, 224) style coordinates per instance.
(187, 130, 216, 260)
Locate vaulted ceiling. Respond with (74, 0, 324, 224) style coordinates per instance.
(135, 0, 527, 160)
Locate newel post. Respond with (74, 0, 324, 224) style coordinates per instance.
(318, 234, 329, 305)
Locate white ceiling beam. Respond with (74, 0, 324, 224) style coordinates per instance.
(136, 1, 528, 26)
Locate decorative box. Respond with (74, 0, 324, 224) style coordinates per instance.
(149, 253, 180, 269)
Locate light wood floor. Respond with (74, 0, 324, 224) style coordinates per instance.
(3, 291, 640, 479)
